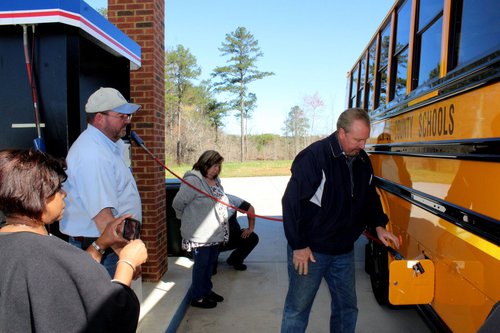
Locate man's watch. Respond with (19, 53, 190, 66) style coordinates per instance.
(92, 241, 106, 255)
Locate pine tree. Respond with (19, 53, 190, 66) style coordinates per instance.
(212, 27, 274, 162)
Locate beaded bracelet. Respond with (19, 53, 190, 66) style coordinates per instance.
(117, 259, 136, 273)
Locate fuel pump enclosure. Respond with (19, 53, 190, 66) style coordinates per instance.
(0, 0, 141, 158)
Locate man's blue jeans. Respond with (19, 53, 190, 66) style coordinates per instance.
(191, 245, 219, 301)
(68, 236, 118, 277)
(281, 246, 358, 333)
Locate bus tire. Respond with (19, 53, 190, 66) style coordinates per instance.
(365, 242, 373, 274)
(368, 240, 390, 306)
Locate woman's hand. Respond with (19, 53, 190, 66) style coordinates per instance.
(241, 205, 256, 239)
(113, 240, 148, 285)
(241, 228, 254, 239)
(119, 239, 148, 268)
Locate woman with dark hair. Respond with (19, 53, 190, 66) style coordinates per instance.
(0, 149, 147, 333)
(172, 150, 228, 309)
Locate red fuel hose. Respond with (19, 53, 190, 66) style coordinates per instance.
(22, 25, 45, 152)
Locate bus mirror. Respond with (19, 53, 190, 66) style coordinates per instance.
(389, 259, 435, 305)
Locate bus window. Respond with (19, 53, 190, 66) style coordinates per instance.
(413, 1, 443, 88)
(357, 56, 366, 108)
(394, 49, 409, 99)
(378, 68, 388, 109)
(393, 0, 411, 100)
(451, 0, 500, 69)
(379, 24, 391, 69)
(367, 41, 376, 112)
(418, 17, 443, 85)
(377, 23, 391, 108)
(350, 63, 358, 107)
(418, 0, 443, 30)
(395, 0, 410, 50)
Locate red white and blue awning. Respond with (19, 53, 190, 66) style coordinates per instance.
(0, 0, 141, 69)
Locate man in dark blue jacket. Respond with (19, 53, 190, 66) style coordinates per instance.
(281, 108, 400, 333)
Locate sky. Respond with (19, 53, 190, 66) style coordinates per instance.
(86, 0, 396, 135)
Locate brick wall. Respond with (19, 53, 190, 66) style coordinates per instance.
(108, 0, 167, 281)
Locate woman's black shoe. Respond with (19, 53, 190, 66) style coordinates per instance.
(227, 259, 248, 271)
(207, 291, 224, 302)
(232, 263, 247, 271)
(191, 298, 217, 308)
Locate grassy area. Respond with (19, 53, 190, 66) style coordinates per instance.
(165, 160, 292, 178)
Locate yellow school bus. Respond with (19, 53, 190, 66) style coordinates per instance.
(346, 0, 500, 332)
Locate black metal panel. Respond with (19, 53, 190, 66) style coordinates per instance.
(34, 25, 73, 158)
(0, 25, 50, 152)
(367, 138, 500, 162)
(0, 23, 131, 158)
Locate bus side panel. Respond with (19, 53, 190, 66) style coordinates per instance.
(409, 204, 498, 333)
(376, 186, 499, 333)
(369, 84, 500, 144)
(372, 153, 500, 232)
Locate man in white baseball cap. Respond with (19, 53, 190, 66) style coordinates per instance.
(85, 87, 141, 115)
(84, 87, 141, 141)
(60, 87, 142, 277)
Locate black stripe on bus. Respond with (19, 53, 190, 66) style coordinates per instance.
(374, 177, 500, 246)
(366, 138, 500, 162)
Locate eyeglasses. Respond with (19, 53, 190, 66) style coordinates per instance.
(100, 112, 132, 121)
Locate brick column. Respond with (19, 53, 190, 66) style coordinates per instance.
(108, 0, 167, 281)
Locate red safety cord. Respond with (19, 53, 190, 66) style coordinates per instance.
(130, 131, 403, 255)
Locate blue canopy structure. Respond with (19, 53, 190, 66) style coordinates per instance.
(0, 0, 141, 69)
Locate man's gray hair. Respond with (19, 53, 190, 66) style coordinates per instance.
(336, 108, 370, 133)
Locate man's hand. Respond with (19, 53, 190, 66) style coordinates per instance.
(93, 208, 129, 254)
(375, 226, 400, 248)
(293, 247, 316, 275)
(98, 215, 130, 250)
(88, 215, 129, 262)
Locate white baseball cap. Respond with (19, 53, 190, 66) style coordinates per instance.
(85, 87, 141, 114)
